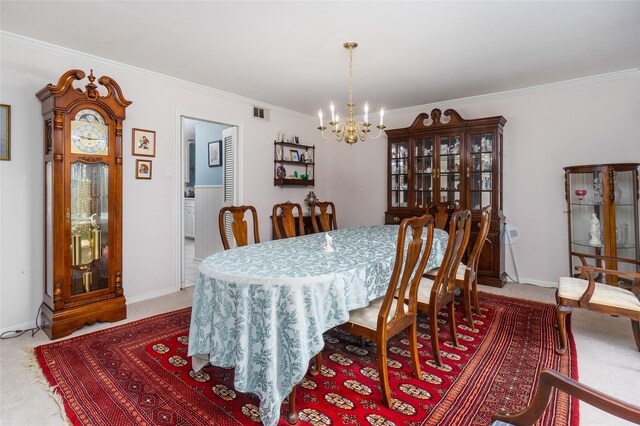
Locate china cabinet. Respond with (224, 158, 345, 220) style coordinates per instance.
(274, 140, 315, 186)
(564, 163, 639, 284)
(37, 69, 131, 339)
(385, 109, 507, 287)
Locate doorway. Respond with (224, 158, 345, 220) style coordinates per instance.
(180, 116, 237, 289)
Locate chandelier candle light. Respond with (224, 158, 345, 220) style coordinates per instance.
(318, 42, 385, 145)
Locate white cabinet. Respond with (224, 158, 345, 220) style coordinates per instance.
(184, 199, 195, 238)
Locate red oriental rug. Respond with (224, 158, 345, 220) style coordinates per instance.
(34, 293, 578, 426)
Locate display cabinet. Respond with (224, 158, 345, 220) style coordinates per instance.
(564, 163, 639, 283)
(274, 141, 315, 186)
(37, 69, 131, 339)
(385, 109, 507, 287)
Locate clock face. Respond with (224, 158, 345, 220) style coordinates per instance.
(70, 109, 109, 155)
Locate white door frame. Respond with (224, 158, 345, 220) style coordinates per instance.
(176, 113, 242, 290)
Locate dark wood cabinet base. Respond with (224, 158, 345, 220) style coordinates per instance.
(41, 297, 126, 340)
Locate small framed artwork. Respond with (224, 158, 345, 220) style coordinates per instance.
(300, 153, 305, 163)
(208, 140, 222, 167)
(132, 128, 156, 157)
(136, 159, 152, 179)
(293, 136, 300, 144)
(289, 149, 299, 162)
(0, 104, 10, 161)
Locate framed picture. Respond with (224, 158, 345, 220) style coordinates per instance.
(208, 140, 222, 167)
(132, 128, 156, 157)
(0, 104, 10, 161)
(136, 159, 152, 179)
(289, 149, 299, 162)
(293, 136, 300, 144)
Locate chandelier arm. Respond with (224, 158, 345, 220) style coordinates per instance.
(318, 128, 333, 141)
(354, 121, 370, 142)
(334, 122, 347, 142)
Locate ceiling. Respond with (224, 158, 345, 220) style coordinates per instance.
(2, 1, 639, 117)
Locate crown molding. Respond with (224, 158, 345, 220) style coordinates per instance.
(1, 31, 311, 120)
(387, 68, 640, 118)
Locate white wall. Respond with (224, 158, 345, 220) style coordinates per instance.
(0, 34, 323, 332)
(326, 73, 640, 286)
(1, 32, 638, 332)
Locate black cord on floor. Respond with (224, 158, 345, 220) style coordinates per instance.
(0, 303, 43, 339)
(505, 272, 520, 283)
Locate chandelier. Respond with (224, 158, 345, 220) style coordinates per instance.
(317, 42, 385, 145)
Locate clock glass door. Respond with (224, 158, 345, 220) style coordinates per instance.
(70, 162, 109, 295)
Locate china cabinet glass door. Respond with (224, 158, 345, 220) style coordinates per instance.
(438, 135, 462, 204)
(469, 132, 494, 210)
(565, 164, 639, 281)
(390, 141, 409, 208)
(414, 138, 434, 209)
(612, 170, 638, 274)
(568, 170, 604, 262)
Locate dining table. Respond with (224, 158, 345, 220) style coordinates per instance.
(188, 224, 448, 426)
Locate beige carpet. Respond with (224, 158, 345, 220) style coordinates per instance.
(1, 282, 638, 426)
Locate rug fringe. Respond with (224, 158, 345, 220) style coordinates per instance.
(23, 347, 71, 425)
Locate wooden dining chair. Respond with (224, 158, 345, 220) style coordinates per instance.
(218, 205, 260, 250)
(339, 214, 435, 408)
(310, 201, 337, 233)
(491, 369, 640, 425)
(424, 206, 491, 328)
(413, 209, 471, 366)
(428, 201, 460, 230)
(556, 252, 640, 355)
(272, 202, 304, 240)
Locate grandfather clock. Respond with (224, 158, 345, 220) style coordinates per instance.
(37, 69, 132, 339)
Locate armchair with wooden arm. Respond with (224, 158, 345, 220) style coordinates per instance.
(555, 252, 640, 354)
(491, 369, 640, 425)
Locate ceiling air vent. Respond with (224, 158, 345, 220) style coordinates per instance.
(253, 106, 269, 121)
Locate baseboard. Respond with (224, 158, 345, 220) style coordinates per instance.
(125, 286, 180, 305)
(517, 277, 558, 288)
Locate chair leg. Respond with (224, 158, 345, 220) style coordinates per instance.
(555, 304, 572, 355)
(472, 277, 481, 315)
(448, 301, 459, 348)
(311, 353, 323, 376)
(462, 284, 474, 329)
(430, 311, 442, 366)
(632, 320, 640, 352)
(377, 338, 392, 408)
(408, 321, 422, 379)
(287, 387, 298, 424)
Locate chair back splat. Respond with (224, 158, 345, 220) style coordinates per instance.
(310, 201, 337, 233)
(429, 201, 460, 230)
(383, 214, 435, 330)
(272, 202, 304, 239)
(431, 209, 472, 305)
(218, 205, 260, 250)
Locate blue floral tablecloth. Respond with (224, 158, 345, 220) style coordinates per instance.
(188, 225, 448, 426)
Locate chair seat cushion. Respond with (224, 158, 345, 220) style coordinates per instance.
(558, 277, 640, 312)
(425, 264, 467, 281)
(348, 296, 409, 330)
